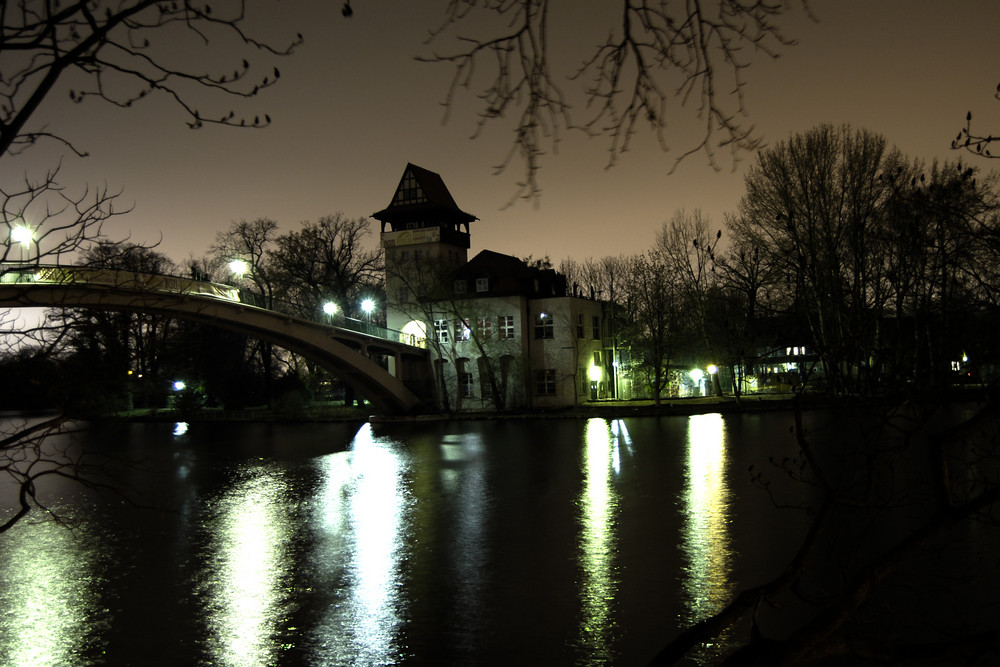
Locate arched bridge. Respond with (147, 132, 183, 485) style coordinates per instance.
(0, 265, 432, 414)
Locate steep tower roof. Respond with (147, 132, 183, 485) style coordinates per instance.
(372, 163, 477, 230)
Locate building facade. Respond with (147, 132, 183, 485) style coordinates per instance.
(374, 164, 608, 411)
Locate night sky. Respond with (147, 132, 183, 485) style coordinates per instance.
(20, 0, 1000, 267)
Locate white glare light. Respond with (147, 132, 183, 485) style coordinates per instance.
(11, 225, 31, 247)
(229, 260, 248, 277)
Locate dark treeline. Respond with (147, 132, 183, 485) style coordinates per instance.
(565, 124, 1000, 401)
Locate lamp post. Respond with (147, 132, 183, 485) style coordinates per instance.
(707, 364, 721, 396)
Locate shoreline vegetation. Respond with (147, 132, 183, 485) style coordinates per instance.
(98, 387, 989, 424)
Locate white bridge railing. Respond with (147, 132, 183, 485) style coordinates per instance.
(0, 264, 427, 349)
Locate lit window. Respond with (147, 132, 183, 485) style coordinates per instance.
(434, 319, 449, 343)
(498, 315, 515, 340)
(476, 277, 489, 292)
(536, 369, 557, 395)
(534, 313, 553, 339)
(454, 318, 471, 341)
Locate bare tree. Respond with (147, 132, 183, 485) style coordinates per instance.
(416, 0, 807, 200)
(268, 214, 384, 320)
(620, 251, 680, 405)
(1, 0, 301, 159)
(211, 217, 281, 308)
(730, 124, 901, 394)
(1, 165, 125, 264)
(655, 209, 723, 392)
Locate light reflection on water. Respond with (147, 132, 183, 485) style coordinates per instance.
(575, 418, 622, 663)
(309, 422, 410, 664)
(0, 414, 777, 664)
(0, 517, 110, 667)
(679, 413, 735, 655)
(195, 465, 297, 667)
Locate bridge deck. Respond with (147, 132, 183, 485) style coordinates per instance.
(0, 264, 432, 414)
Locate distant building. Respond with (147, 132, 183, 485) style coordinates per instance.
(375, 163, 608, 411)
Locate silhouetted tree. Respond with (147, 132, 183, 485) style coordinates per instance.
(655, 209, 724, 393)
(620, 251, 680, 404)
(416, 0, 809, 200)
(1, 0, 300, 159)
(730, 125, 904, 394)
(268, 214, 384, 321)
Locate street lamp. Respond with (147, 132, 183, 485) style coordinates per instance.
(228, 259, 248, 278)
(10, 225, 31, 262)
(360, 298, 375, 333)
(322, 301, 338, 322)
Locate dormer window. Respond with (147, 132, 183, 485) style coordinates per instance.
(476, 277, 489, 292)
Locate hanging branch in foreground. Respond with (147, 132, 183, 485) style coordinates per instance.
(418, 0, 806, 201)
(0, 0, 302, 159)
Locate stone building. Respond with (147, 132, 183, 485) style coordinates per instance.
(374, 163, 608, 411)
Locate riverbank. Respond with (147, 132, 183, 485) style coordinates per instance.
(98, 387, 987, 423)
(106, 392, 851, 423)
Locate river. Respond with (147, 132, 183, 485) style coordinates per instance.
(0, 412, 830, 665)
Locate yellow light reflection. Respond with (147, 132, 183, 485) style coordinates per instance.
(679, 413, 735, 654)
(576, 418, 620, 663)
(0, 520, 107, 667)
(201, 468, 295, 667)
